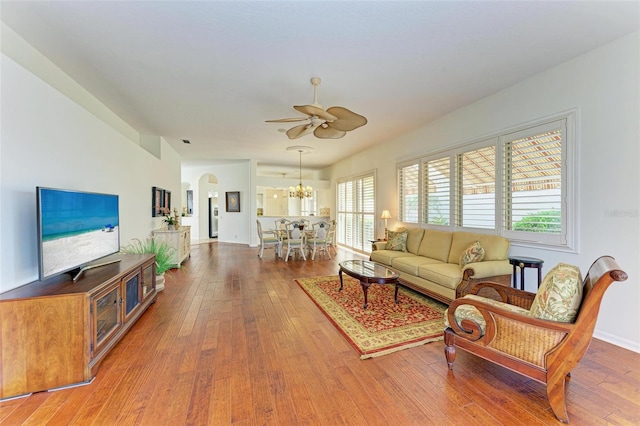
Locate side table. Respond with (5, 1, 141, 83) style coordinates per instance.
(508, 256, 544, 290)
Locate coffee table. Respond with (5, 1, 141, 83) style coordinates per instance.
(338, 260, 400, 309)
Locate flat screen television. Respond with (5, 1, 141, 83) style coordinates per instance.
(37, 187, 121, 281)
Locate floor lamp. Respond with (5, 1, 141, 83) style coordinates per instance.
(381, 210, 391, 240)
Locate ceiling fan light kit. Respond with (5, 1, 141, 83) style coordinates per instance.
(266, 77, 367, 140)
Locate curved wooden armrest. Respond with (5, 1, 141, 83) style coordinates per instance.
(447, 296, 574, 344)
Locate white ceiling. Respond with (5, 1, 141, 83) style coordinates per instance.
(2, 1, 639, 172)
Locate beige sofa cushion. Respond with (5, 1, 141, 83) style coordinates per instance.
(392, 255, 442, 276)
(417, 263, 463, 290)
(448, 232, 510, 264)
(417, 229, 453, 262)
(370, 249, 415, 265)
(397, 227, 425, 255)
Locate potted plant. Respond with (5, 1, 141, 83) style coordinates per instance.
(121, 237, 176, 292)
(163, 215, 177, 231)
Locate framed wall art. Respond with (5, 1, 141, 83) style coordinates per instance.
(226, 191, 240, 212)
(152, 186, 171, 217)
(152, 187, 163, 217)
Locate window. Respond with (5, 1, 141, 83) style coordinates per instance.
(337, 173, 375, 253)
(455, 143, 496, 229)
(423, 156, 450, 226)
(398, 162, 419, 223)
(300, 193, 316, 216)
(396, 112, 575, 249)
(502, 119, 567, 246)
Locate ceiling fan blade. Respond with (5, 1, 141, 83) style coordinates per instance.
(286, 124, 315, 139)
(294, 105, 338, 122)
(265, 117, 308, 123)
(314, 125, 346, 139)
(325, 106, 368, 131)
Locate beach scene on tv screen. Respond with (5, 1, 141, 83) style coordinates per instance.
(40, 190, 119, 278)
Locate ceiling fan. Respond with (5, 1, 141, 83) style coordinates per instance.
(266, 77, 367, 139)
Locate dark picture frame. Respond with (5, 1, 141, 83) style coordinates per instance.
(152, 186, 172, 217)
(226, 191, 240, 212)
(152, 187, 163, 217)
(164, 190, 171, 213)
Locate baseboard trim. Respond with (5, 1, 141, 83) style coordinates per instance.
(593, 330, 640, 354)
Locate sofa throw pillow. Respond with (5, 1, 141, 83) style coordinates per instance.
(529, 262, 583, 323)
(459, 241, 485, 269)
(386, 230, 408, 252)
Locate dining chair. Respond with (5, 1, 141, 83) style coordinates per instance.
(307, 220, 332, 260)
(283, 220, 307, 261)
(256, 220, 281, 259)
(326, 219, 337, 255)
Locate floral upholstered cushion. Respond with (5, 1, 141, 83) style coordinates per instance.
(529, 262, 583, 323)
(444, 294, 530, 334)
(459, 241, 485, 269)
(386, 230, 408, 252)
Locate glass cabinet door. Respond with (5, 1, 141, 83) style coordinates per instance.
(141, 261, 155, 300)
(123, 271, 141, 321)
(94, 285, 121, 349)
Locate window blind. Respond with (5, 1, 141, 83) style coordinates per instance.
(455, 145, 496, 229)
(398, 162, 419, 223)
(423, 156, 450, 226)
(337, 173, 375, 253)
(503, 121, 564, 235)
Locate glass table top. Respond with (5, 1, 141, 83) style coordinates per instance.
(339, 260, 398, 279)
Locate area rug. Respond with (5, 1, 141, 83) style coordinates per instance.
(295, 275, 446, 359)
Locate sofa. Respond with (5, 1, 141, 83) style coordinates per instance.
(370, 227, 512, 304)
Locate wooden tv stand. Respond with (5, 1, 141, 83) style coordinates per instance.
(0, 254, 157, 400)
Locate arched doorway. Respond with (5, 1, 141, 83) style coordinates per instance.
(198, 173, 219, 240)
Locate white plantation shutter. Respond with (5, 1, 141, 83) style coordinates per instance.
(398, 162, 420, 223)
(394, 113, 574, 249)
(337, 173, 375, 253)
(455, 144, 496, 229)
(502, 119, 566, 245)
(423, 156, 451, 226)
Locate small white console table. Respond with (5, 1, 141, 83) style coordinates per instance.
(153, 226, 191, 267)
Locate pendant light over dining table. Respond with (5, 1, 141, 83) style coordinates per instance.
(287, 146, 313, 199)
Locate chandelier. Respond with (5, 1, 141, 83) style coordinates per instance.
(289, 147, 313, 199)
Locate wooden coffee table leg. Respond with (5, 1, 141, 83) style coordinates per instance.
(360, 281, 369, 309)
(339, 269, 344, 291)
(394, 282, 399, 304)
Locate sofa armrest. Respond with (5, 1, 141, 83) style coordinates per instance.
(372, 241, 388, 251)
(462, 260, 512, 279)
(457, 260, 513, 299)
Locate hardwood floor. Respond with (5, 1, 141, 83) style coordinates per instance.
(1, 242, 639, 425)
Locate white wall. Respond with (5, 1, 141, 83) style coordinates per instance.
(327, 32, 640, 351)
(0, 50, 181, 293)
(181, 162, 253, 245)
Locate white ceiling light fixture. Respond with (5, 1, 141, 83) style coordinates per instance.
(287, 146, 314, 199)
(266, 77, 367, 140)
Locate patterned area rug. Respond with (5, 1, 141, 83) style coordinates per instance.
(295, 275, 446, 359)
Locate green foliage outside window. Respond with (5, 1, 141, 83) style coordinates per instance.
(513, 209, 561, 233)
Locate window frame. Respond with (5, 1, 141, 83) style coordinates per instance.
(396, 111, 577, 251)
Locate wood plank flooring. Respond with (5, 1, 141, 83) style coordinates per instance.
(1, 242, 639, 425)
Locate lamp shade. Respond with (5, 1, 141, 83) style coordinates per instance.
(380, 210, 392, 219)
